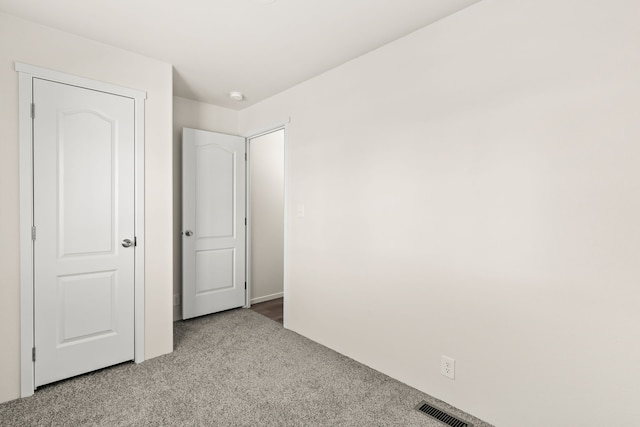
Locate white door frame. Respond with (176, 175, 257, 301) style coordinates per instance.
(245, 122, 290, 329)
(16, 63, 146, 397)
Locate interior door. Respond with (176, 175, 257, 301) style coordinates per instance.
(33, 78, 136, 387)
(182, 128, 246, 319)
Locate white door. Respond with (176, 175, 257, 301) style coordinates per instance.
(33, 78, 136, 387)
(182, 128, 246, 319)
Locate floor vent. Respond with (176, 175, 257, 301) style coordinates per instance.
(415, 401, 473, 427)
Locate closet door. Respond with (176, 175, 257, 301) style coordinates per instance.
(33, 78, 135, 386)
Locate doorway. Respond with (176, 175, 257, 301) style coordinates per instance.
(248, 128, 285, 323)
(180, 126, 286, 324)
(17, 63, 146, 397)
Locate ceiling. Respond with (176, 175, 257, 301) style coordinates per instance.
(0, 0, 480, 109)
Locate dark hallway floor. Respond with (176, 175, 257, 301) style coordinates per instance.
(249, 297, 283, 323)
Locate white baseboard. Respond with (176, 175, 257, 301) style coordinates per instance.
(173, 292, 282, 319)
(251, 292, 284, 305)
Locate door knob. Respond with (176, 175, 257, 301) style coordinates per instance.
(122, 239, 133, 248)
(185, 230, 194, 236)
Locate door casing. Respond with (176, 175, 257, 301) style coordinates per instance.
(245, 123, 290, 327)
(16, 62, 147, 397)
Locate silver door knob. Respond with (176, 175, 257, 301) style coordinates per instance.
(122, 239, 133, 248)
(185, 230, 194, 237)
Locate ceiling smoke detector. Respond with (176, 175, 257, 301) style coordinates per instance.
(229, 91, 244, 101)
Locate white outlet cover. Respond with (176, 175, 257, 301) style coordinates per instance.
(441, 355, 455, 380)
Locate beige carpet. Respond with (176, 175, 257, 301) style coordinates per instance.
(0, 309, 492, 426)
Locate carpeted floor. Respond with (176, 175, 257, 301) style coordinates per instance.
(0, 309, 492, 426)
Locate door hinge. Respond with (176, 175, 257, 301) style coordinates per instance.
(32, 347, 36, 362)
(30, 103, 35, 119)
(244, 282, 247, 290)
(245, 217, 247, 226)
(31, 226, 36, 241)
(245, 152, 247, 161)
(134, 236, 137, 246)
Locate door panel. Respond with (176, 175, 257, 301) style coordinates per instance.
(57, 271, 117, 343)
(196, 145, 235, 237)
(59, 111, 115, 256)
(34, 78, 135, 387)
(183, 128, 246, 319)
(196, 249, 235, 293)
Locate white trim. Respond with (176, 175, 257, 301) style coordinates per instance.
(15, 63, 146, 100)
(245, 125, 289, 328)
(18, 72, 34, 398)
(17, 63, 146, 397)
(133, 91, 145, 364)
(244, 138, 251, 308)
(242, 117, 291, 141)
(282, 124, 290, 330)
(251, 292, 284, 305)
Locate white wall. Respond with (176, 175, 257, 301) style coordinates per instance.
(0, 13, 174, 403)
(249, 130, 285, 303)
(172, 96, 239, 320)
(239, 0, 640, 425)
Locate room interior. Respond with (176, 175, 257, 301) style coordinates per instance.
(1, 0, 639, 426)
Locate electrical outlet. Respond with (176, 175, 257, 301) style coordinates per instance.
(173, 294, 181, 306)
(441, 355, 455, 380)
